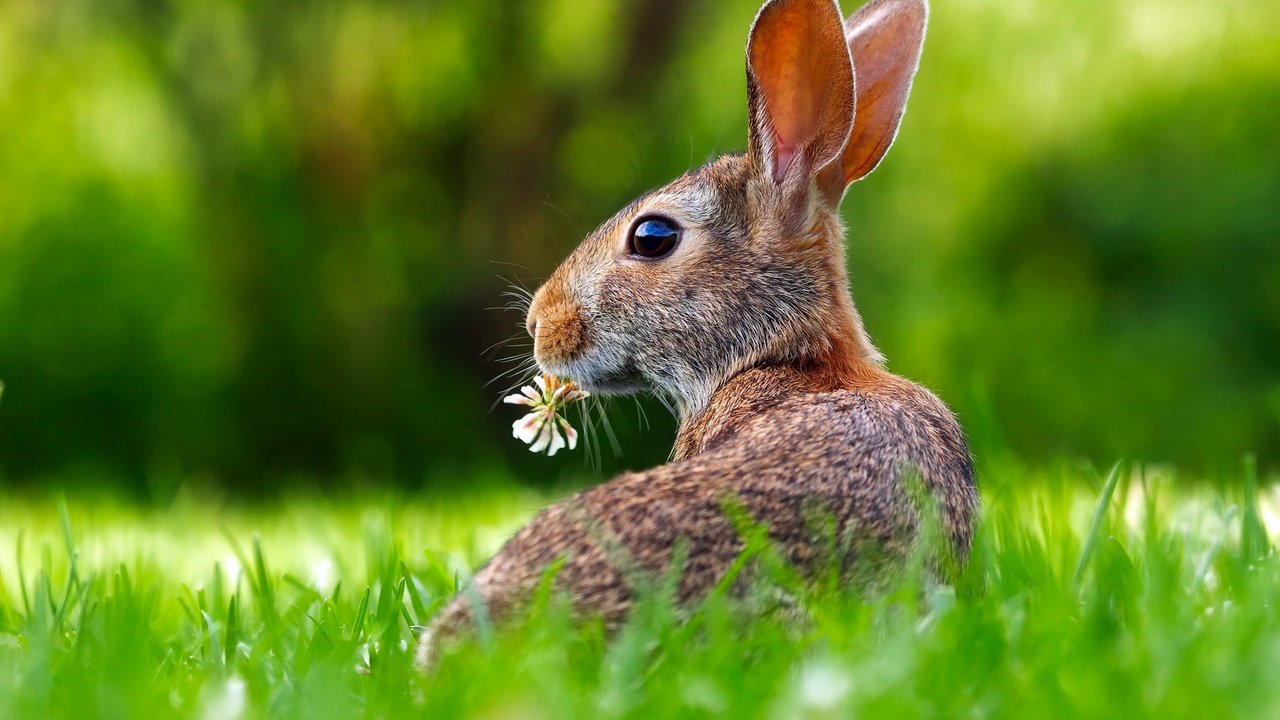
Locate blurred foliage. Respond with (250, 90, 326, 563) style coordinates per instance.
(0, 0, 1276, 491)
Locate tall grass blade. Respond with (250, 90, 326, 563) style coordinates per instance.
(1241, 452, 1269, 563)
(1074, 461, 1123, 588)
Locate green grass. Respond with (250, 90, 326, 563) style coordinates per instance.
(1, 458, 1278, 719)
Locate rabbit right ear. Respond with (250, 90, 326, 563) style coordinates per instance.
(820, 0, 928, 196)
(746, 0, 855, 201)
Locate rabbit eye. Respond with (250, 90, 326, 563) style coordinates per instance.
(628, 217, 680, 259)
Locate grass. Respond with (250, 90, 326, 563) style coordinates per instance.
(1, 457, 1278, 719)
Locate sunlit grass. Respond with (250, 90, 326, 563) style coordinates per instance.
(1, 459, 1278, 719)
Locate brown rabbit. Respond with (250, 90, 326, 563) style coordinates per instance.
(418, 0, 976, 668)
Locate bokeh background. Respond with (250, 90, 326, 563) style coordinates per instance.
(0, 0, 1276, 495)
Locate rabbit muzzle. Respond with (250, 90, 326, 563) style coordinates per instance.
(526, 281, 589, 373)
(526, 279, 646, 395)
(527, 293, 585, 366)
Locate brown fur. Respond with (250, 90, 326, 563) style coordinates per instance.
(418, 0, 975, 670)
(526, 280, 586, 368)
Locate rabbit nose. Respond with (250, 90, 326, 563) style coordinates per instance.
(526, 315, 539, 340)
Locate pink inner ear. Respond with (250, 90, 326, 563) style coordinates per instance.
(773, 132, 796, 184)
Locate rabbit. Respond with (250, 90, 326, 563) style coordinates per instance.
(418, 0, 977, 669)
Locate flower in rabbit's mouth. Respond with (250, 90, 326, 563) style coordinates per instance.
(505, 373, 590, 456)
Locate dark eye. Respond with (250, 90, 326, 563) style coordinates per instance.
(628, 217, 680, 259)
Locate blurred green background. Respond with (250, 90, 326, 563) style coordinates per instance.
(0, 0, 1276, 494)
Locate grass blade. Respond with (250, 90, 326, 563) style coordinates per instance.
(1074, 461, 1124, 588)
(1241, 452, 1269, 563)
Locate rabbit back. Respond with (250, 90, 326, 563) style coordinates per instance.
(418, 365, 976, 668)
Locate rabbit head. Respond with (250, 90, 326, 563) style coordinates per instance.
(525, 0, 927, 415)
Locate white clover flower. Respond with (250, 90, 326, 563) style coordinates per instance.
(504, 373, 589, 456)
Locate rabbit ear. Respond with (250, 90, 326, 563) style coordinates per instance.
(823, 0, 927, 192)
(746, 0, 855, 191)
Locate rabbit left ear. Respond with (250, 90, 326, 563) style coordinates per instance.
(746, 0, 855, 191)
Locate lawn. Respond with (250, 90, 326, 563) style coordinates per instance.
(1, 458, 1277, 719)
